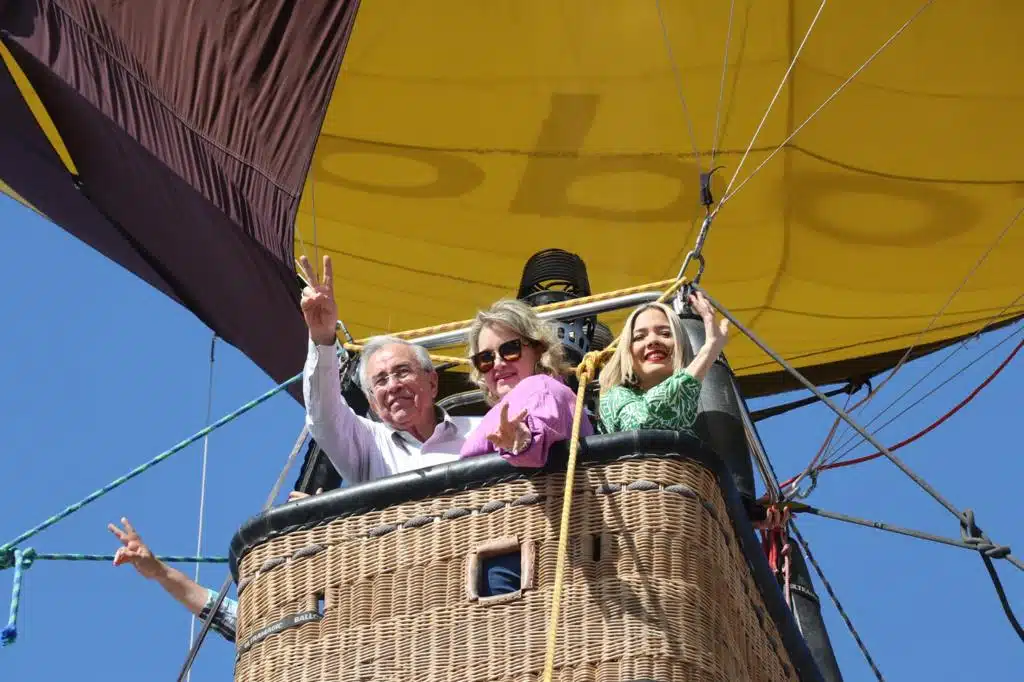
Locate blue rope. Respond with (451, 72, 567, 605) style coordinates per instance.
(0, 367, 305, 556)
(0, 345, 340, 648)
(1, 550, 31, 646)
(0, 548, 227, 647)
(29, 553, 228, 564)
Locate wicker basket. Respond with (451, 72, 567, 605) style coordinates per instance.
(229, 432, 820, 682)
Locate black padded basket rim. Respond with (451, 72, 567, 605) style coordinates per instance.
(228, 430, 825, 682)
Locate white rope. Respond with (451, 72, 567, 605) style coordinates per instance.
(698, 0, 957, 496)
(265, 425, 312, 508)
(823, 204, 1023, 452)
(823, 320, 1024, 468)
(785, 204, 1022, 498)
(186, 333, 217, 682)
(717, 0, 828, 202)
(654, 0, 703, 171)
(824, 290, 1024, 464)
(293, 198, 314, 270)
(293, 147, 319, 274)
(310, 149, 320, 268)
(715, 0, 936, 212)
(710, 0, 738, 164)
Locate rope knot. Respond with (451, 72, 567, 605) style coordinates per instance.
(575, 348, 614, 382)
(759, 504, 792, 531)
(0, 548, 35, 573)
(959, 508, 981, 543)
(958, 509, 1011, 558)
(981, 543, 1012, 559)
(759, 504, 793, 578)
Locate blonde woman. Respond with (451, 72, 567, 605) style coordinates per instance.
(460, 299, 594, 467)
(598, 292, 728, 435)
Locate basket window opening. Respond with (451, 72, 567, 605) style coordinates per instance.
(479, 551, 522, 597)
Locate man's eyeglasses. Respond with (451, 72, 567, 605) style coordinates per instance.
(370, 364, 417, 389)
(471, 338, 530, 374)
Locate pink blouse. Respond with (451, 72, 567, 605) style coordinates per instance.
(460, 374, 594, 467)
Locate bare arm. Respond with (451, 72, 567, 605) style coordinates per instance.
(110, 518, 238, 641)
(152, 563, 211, 615)
(684, 291, 729, 382)
(684, 334, 728, 382)
(108, 518, 211, 615)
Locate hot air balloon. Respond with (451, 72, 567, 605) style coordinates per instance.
(1, 1, 1021, 680)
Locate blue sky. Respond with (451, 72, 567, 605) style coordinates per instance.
(1, 195, 1020, 680)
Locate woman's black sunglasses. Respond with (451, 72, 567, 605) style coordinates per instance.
(471, 338, 528, 374)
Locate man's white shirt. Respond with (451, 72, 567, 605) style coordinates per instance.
(303, 340, 483, 483)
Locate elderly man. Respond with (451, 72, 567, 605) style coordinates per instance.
(299, 255, 483, 483)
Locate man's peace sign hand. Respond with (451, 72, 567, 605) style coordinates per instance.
(299, 255, 339, 346)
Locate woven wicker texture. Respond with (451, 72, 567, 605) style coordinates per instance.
(235, 458, 799, 682)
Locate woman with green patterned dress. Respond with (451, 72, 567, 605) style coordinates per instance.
(598, 292, 729, 435)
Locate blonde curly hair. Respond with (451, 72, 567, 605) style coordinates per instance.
(467, 299, 570, 405)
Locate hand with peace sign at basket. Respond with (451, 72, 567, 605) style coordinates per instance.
(299, 254, 339, 347)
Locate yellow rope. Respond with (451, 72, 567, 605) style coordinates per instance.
(540, 274, 693, 681)
(351, 277, 680, 345)
(341, 341, 469, 367)
(294, 265, 690, 367)
(539, 350, 611, 680)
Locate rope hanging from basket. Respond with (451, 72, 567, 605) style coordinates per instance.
(760, 504, 794, 608)
(540, 272, 698, 682)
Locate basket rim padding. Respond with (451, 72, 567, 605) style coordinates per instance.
(227, 429, 825, 682)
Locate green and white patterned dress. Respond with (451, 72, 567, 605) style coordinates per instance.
(598, 369, 702, 435)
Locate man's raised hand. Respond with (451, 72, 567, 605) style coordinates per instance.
(299, 254, 339, 346)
